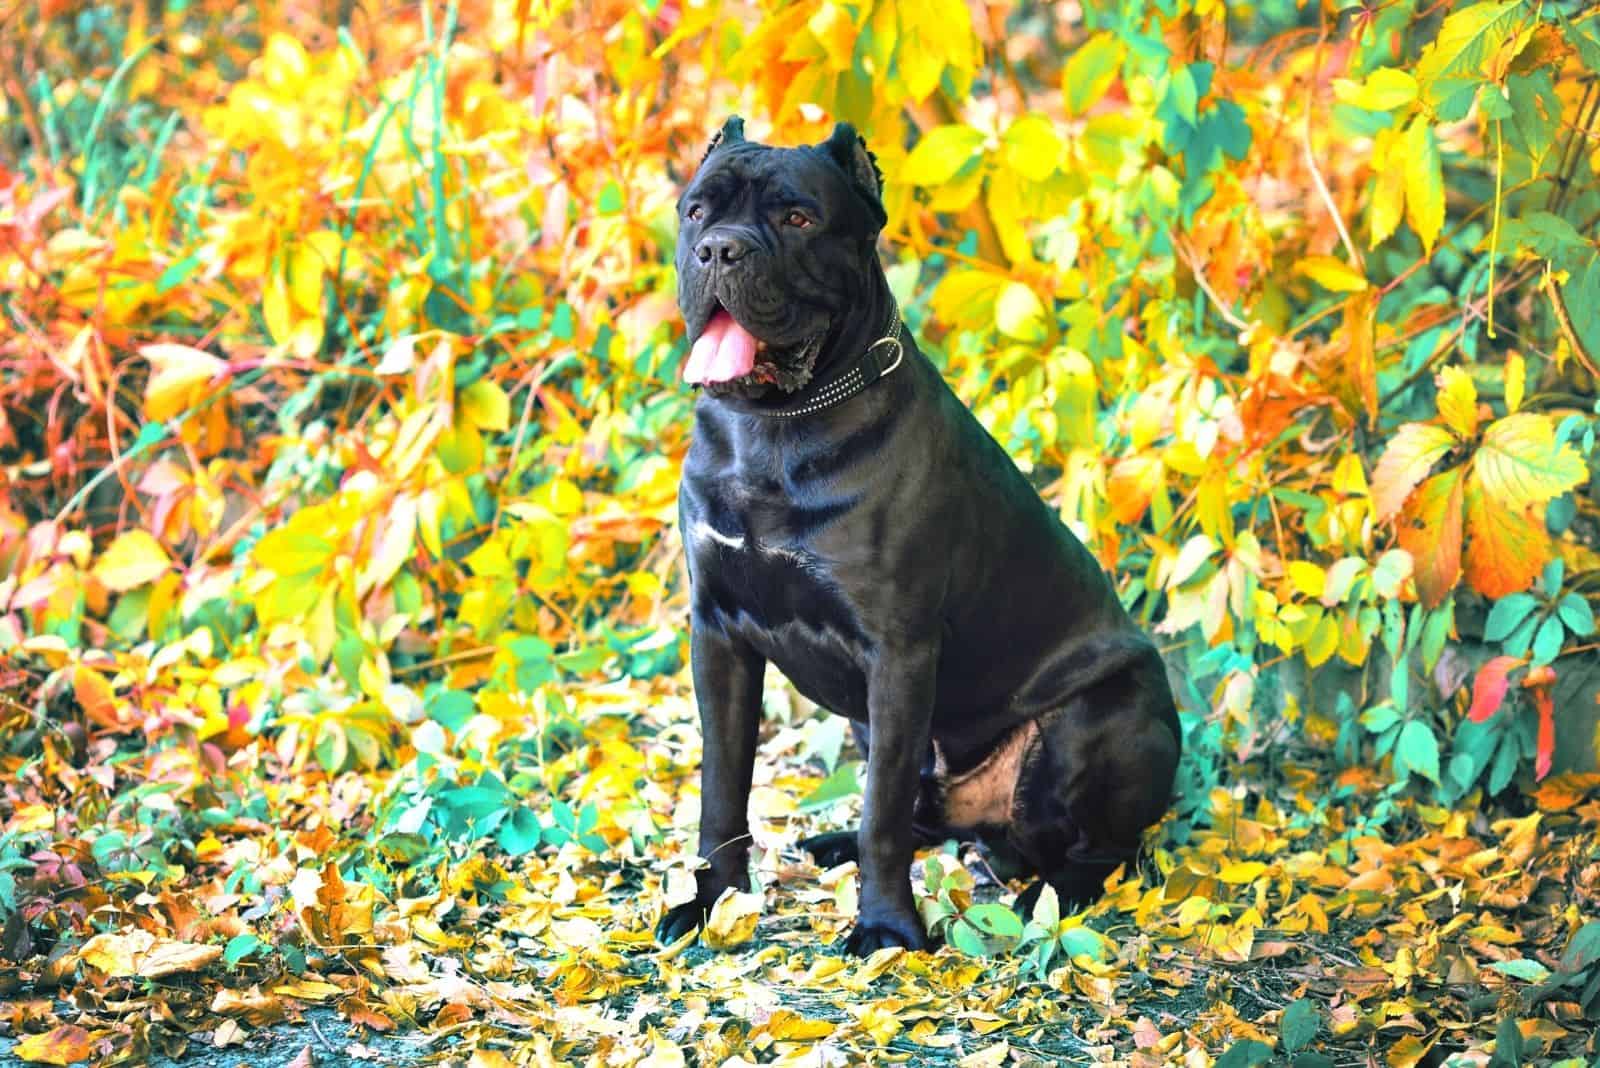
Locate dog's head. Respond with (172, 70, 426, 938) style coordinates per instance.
(675, 116, 887, 397)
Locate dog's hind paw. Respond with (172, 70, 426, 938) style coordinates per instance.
(799, 829, 860, 868)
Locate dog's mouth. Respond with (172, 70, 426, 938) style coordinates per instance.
(683, 304, 822, 389)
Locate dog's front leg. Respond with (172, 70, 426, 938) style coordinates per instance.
(846, 647, 936, 954)
(657, 628, 765, 944)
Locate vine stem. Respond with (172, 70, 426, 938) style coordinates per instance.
(1302, 24, 1363, 272)
(1487, 119, 1503, 340)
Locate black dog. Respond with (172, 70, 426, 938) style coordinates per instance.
(657, 117, 1182, 955)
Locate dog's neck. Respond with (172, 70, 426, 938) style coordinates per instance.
(708, 266, 899, 419)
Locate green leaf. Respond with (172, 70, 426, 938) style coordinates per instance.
(1531, 613, 1565, 666)
(1062, 32, 1123, 117)
(597, 181, 624, 215)
(903, 125, 986, 186)
(1403, 117, 1445, 254)
(797, 762, 862, 811)
(1559, 921, 1600, 970)
(1413, 1, 1530, 108)
(1485, 593, 1539, 642)
(1557, 593, 1596, 637)
(964, 903, 1024, 940)
(1215, 1039, 1273, 1068)
(223, 933, 263, 966)
(1057, 925, 1112, 963)
(1488, 958, 1551, 982)
(1168, 64, 1198, 125)
(1280, 998, 1321, 1052)
(496, 807, 542, 855)
(947, 919, 990, 957)
(1396, 720, 1441, 785)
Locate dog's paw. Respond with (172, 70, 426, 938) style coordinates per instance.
(656, 899, 710, 946)
(799, 830, 860, 868)
(843, 912, 929, 955)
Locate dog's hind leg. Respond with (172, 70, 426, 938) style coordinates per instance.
(1008, 655, 1180, 914)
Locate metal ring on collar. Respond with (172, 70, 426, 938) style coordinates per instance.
(866, 335, 903, 377)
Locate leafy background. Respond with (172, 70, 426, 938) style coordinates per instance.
(2, 0, 1600, 1064)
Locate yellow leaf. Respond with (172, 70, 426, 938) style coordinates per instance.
(638, 1032, 687, 1068)
(262, 33, 310, 92)
(92, 529, 172, 591)
(1475, 412, 1589, 508)
(1217, 861, 1268, 884)
(902, 124, 985, 187)
(958, 1043, 1010, 1068)
(142, 343, 224, 422)
(287, 243, 325, 313)
(1435, 366, 1478, 438)
(263, 271, 294, 348)
(272, 978, 343, 1002)
(805, 3, 857, 72)
(254, 523, 337, 577)
(12, 1025, 94, 1065)
(1332, 67, 1418, 111)
(1287, 561, 1326, 599)
(1001, 114, 1061, 182)
(1295, 255, 1368, 293)
(80, 929, 156, 976)
(702, 889, 762, 950)
(767, 1011, 836, 1040)
(459, 378, 511, 431)
(1505, 352, 1525, 412)
(1404, 117, 1445, 253)
(1371, 423, 1457, 520)
(1369, 126, 1405, 247)
(995, 281, 1048, 343)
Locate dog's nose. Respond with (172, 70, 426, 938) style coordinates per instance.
(695, 233, 751, 265)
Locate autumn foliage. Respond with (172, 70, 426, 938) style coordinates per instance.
(2, 0, 1600, 1063)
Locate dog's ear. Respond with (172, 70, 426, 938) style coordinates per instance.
(701, 115, 746, 163)
(821, 122, 887, 228)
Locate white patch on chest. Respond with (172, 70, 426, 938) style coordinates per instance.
(691, 520, 746, 550)
(691, 521, 815, 566)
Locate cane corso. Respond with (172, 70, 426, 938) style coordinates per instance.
(657, 117, 1182, 954)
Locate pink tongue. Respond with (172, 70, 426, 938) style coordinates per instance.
(684, 310, 758, 384)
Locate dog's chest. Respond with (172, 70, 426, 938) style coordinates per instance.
(683, 476, 873, 717)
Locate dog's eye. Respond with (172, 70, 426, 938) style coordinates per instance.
(784, 210, 812, 229)
(687, 205, 704, 221)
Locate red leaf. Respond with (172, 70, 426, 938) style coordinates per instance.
(1532, 684, 1555, 781)
(1468, 656, 1521, 723)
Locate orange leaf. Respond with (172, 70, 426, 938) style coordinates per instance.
(1464, 470, 1548, 598)
(72, 667, 126, 731)
(1344, 290, 1378, 424)
(1107, 454, 1163, 525)
(1397, 466, 1464, 607)
(1468, 656, 1522, 723)
(12, 1025, 94, 1065)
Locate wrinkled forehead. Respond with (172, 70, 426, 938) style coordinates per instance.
(680, 144, 847, 207)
